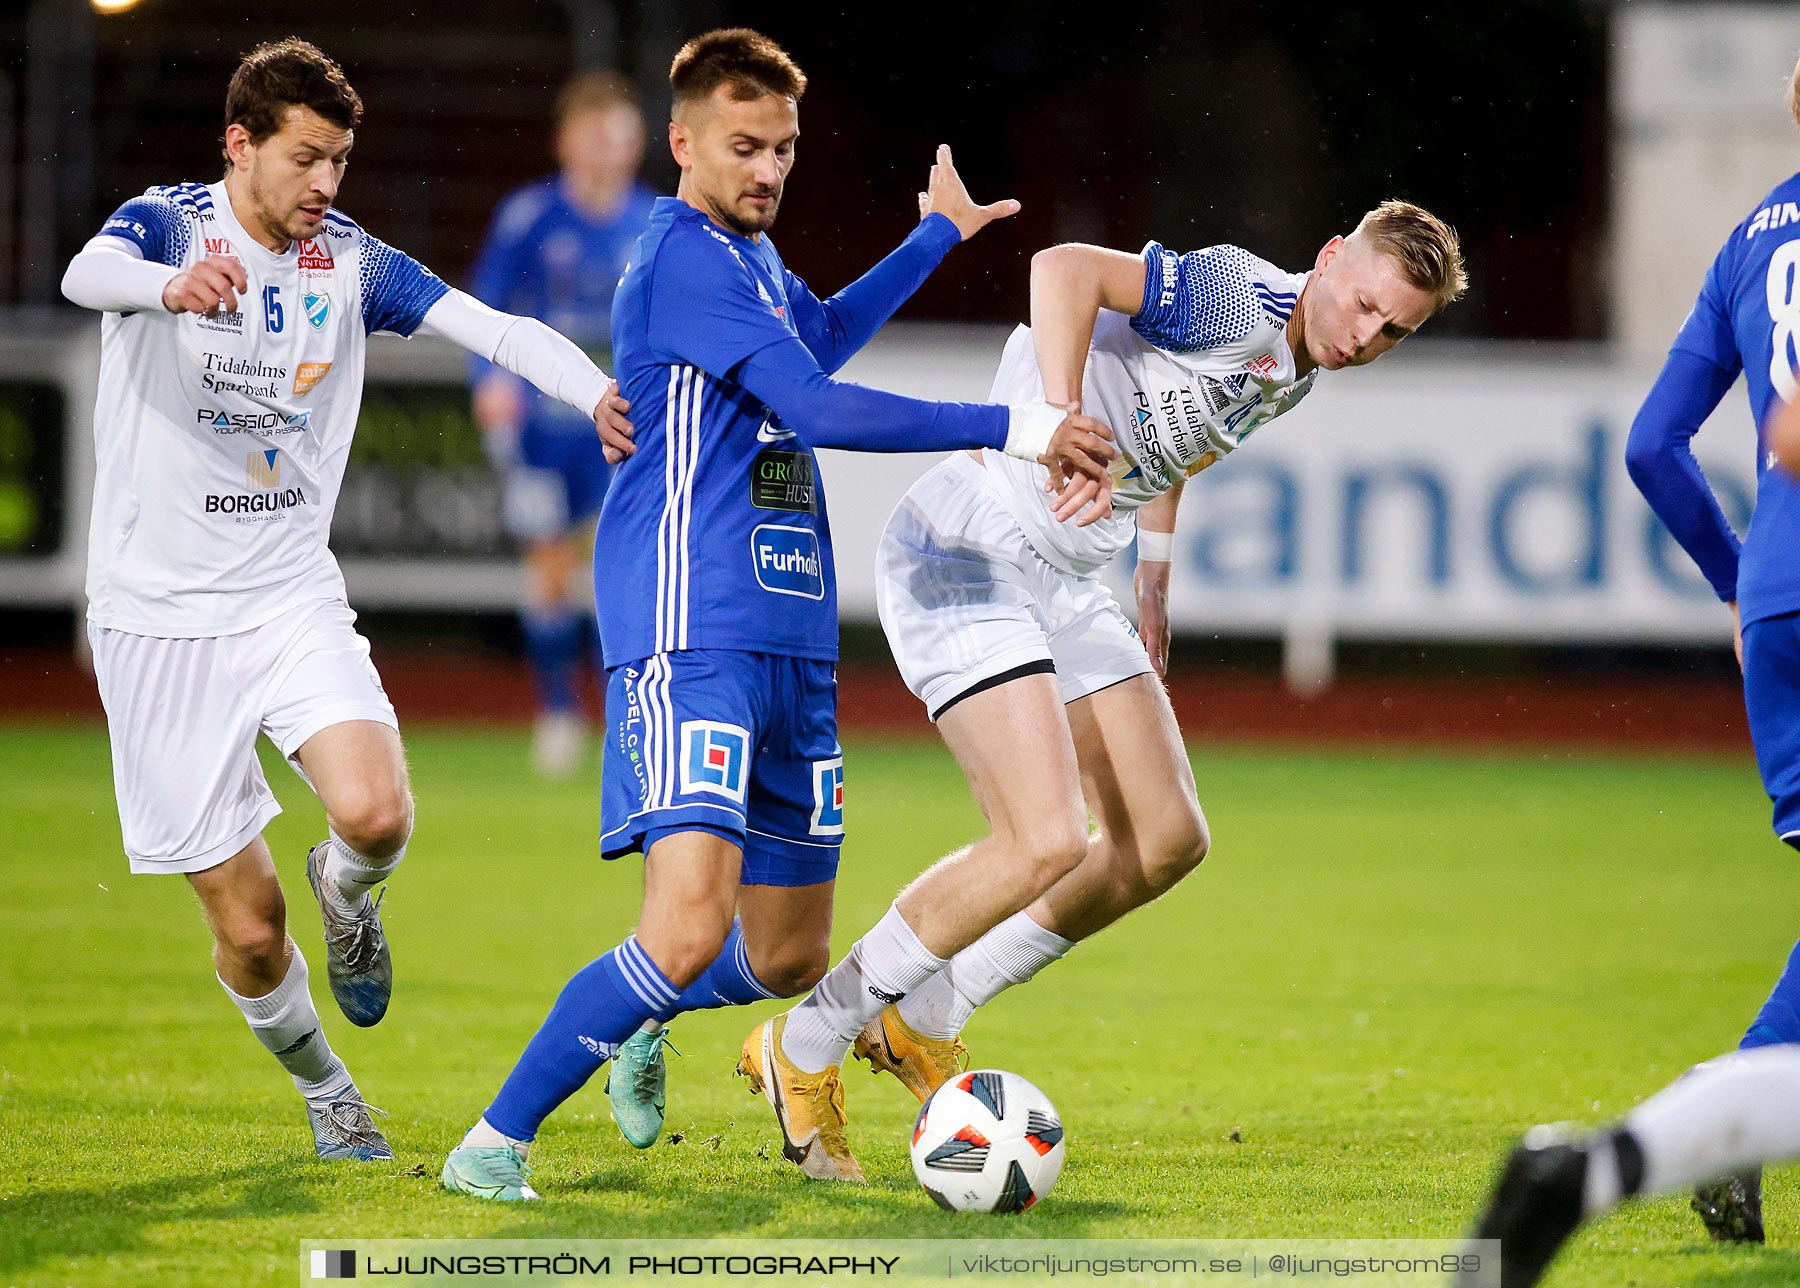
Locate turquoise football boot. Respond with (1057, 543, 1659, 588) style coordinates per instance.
(441, 1143, 539, 1201)
(606, 1026, 677, 1148)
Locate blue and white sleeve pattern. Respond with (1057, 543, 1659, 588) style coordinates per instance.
(1131, 242, 1262, 353)
(96, 188, 196, 267)
(359, 230, 452, 337)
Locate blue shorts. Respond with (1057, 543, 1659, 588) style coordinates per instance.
(502, 421, 613, 542)
(1744, 609, 1800, 847)
(600, 650, 843, 886)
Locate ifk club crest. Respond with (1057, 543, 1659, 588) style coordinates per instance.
(303, 292, 331, 330)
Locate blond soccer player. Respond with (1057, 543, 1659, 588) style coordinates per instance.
(741, 204, 1467, 1182)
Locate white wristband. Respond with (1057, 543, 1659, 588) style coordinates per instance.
(1003, 400, 1064, 461)
(1138, 529, 1175, 562)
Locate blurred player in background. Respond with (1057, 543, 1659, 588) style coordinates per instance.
(442, 27, 1116, 1201)
(1464, 54, 1800, 1287)
(470, 72, 658, 776)
(61, 38, 630, 1163)
(1774, 376, 1800, 473)
(743, 204, 1466, 1181)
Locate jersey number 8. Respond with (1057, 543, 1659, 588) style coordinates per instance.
(1766, 242, 1800, 401)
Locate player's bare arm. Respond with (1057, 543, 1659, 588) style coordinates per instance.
(1028, 243, 1147, 405)
(1025, 244, 1145, 525)
(161, 253, 249, 316)
(915, 143, 1020, 240)
(1132, 480, 1183, 677)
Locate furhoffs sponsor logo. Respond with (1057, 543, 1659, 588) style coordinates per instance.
(750, 524, 824, 600)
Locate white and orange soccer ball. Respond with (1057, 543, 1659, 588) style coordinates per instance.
(909, 1069, 1066, 1213)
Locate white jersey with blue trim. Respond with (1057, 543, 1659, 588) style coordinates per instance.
(984, 242, 1316, 575)
(84, 180, 447, 636)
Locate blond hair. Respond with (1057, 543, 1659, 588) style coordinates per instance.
(1789, 51, 1800, 128)
(555, 71, 640, 129)
(1354, 200, 1468, 312)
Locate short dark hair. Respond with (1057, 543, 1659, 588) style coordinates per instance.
(669, 28, 806, 111)
(555, 70, 641, 130)
(224, 38, 363, 149)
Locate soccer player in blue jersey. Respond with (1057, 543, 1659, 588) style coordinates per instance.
(442, 27, 1116, 1200)
(470, 72, 659, 775)
(1462, 60, 1800, 1288)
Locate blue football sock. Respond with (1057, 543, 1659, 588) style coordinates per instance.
(484, 935, 680, 1141)
(672, 919, 783, 1010)
(1741, 936, 1800, 1048)
(522, 605, 585, 713)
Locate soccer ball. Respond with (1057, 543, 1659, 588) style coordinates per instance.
(910, 1069, 1066, 1213)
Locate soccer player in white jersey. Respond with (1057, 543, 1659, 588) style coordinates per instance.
(60, 38, 631, 1161)
(740, 202, 1466, 1179)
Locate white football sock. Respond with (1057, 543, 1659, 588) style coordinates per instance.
(323, 832, 405, 911)
(220, 942, 350, 1101)
(1620, 1046, 1800, 1200)
(781, 903, 947, 1073)
(462, 1116, 531, 1160)
(1579, 1129, 1624, 1214)
(898, 910, 1074, 1039)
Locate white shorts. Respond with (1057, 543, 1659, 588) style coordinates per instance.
(89, 597, 398, 875)
(877, 452, 1154, 721)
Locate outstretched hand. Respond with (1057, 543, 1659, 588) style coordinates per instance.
(917, 143, 1020, 241)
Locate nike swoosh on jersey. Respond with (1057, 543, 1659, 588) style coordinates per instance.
(756, 421, 798, 443)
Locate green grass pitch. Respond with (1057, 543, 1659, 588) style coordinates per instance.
(5, 721, 1800, 1286)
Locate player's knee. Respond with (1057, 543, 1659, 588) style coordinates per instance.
(648, 918, 734, 990)
(1144, 810, 1211, 894)
(758, 956, 828, 997)
(1014, 817, 1089, 890)
(333, 788, 414, 859)
(756, 943, 830, 997)
(215, 912, 286, 967)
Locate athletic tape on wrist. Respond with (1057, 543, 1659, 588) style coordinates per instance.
(1138, 529, 1175, 562)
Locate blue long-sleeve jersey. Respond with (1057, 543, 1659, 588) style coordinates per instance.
(467, 176, 658, 433)
(1627, 171, 1800, 625)
(598, 198, 1007, 667)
